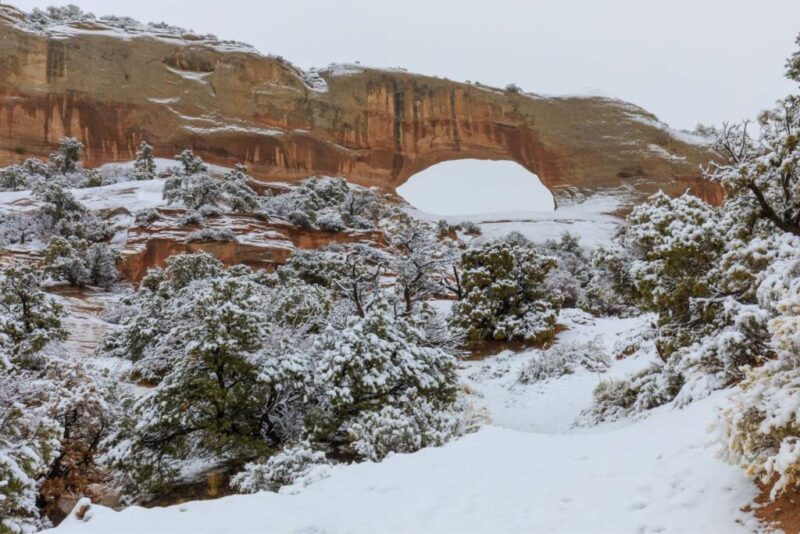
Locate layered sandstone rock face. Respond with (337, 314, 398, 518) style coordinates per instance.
(0, 4, 720, 205)
(117, 209, 386, 283)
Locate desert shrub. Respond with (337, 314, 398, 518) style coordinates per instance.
(541, 232, 591, 308)
(316, 210, 346, 232)
(345, 402, 468, 461)
(519, 337, 609, 383)
(450, 241, 560, 344)
(579, 365, 684, 425)
(719, 361, 800, 499)
(131, 141, 157, 181)
(185, 228, 236, 242)
(0, 263, 66, 366)
(134, 208, 161, 227)
(231, 441, 330, 493)
(43, 237, 118, 288)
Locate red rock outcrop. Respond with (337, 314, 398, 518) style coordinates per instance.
(117, 210, 385, 283)
(0, 4, 721, 205)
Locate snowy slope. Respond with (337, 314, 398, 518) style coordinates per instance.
(406, 191, 624, 249)
(48, 311, 759, 534)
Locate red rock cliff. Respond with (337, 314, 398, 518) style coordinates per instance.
(0, 4, 721, 205)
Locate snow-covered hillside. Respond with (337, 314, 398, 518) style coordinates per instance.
(48, 309, 759, 534)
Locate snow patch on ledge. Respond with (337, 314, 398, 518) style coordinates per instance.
(165, 66, 212, 84)
(181, 125, 285, 137)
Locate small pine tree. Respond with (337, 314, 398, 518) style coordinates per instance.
(0, 165, 31, 190)
(132, 141, 157, 181)
(43, 236, 90, 287)
(0, 263, 66, 366)
(107, 275, 307, 494)
(449, 241, 560, 344)
(49, 137, 84, 174)
(0, 373, 62, 534)
(222, 164, 259, 212)
(175, 149, 207, 175)
(308, 298, 458, 441)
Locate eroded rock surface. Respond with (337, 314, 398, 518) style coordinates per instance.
(0, 4, 720, 205)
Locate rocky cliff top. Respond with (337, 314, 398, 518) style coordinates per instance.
(0, 3, 721, 206)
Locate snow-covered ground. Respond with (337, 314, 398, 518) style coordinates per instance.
(407, 190, 624, 249)
(48, 309, 759, 534)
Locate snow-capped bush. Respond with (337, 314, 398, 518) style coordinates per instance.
(185, 228, 237, 243)
(450, 240, 560, 344)
(579, 365, 683, 425)
(0, 373, 62, 534)
(718, 360, 800, 499)
(231, 441, 330, 493)
(316, 210, 346, 232)
(307, 299, 458, 442)
(345, 402, 468, 461)
(0, 213, 43, 246)
(104, 273, 309, 495)
(519, 338, 609, 383)
(134, 208, 161, 227)
(0, 263, 66, 366)
(541, 232, 591, 308)
(263, 177, 384, 231)
(0, 164, 32, 190)
(579, 245, 639, 316)
(32, 179, 113, 243)
(43, 237, 118, 288)
(625, 191, 724, 339)
(164, 154, 260, 214)
(718, 241, 800, 499)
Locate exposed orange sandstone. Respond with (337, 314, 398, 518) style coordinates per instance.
(0, 4, 721, 206)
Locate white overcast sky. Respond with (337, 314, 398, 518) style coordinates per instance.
(10, 0, 800, 130)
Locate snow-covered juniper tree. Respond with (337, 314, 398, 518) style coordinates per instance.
(0, 263, 66, 368)
(43, 236, 118, 289)
(175, 149, 208, 176)
(98, 252, 226, 380)
(222, 164, 260, 212)
(164, 171, 223, 211)
(718, 232, 800, 499)
(104, 272, 307, 496)
(279, 245, 387, 318)
(48, 137, 84, 175)
(0, 372, 62, 534)
(0, 165, 31, 191)
(164, 156, 259, 213)
(388, 220, 448, 314)
(131, 141, 157, 181)
(449, 240, 560, 344)
(306, 298, 458, 451)
(539, 232, 592, 309)
(622, 191, 726, 357)
(262, 177, 383, 231)
(32, 179, 113, 243)
(0, 213, 42, 246)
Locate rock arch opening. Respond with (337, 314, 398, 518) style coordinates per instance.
(397, 159, 555, 216)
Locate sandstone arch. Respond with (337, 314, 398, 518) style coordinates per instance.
(0, 4, 721, 206)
